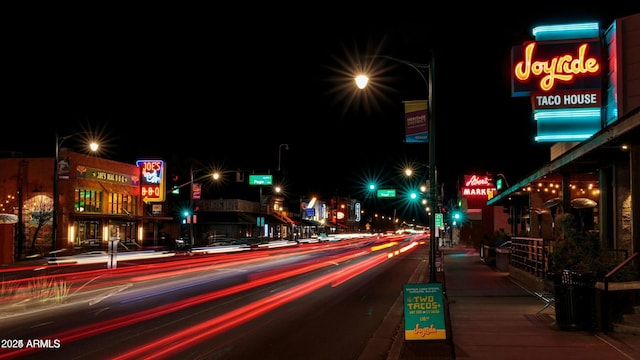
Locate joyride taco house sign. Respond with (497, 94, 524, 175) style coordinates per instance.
(511, 31, 604, 143)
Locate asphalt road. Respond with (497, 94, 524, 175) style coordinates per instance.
(0, 235, 427, 359)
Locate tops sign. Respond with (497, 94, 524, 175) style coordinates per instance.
(511, 40, 601, 97)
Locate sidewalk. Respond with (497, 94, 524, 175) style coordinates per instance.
(396, 244, 640, 359)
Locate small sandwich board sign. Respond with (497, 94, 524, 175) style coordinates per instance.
(403, 283, 446, 340)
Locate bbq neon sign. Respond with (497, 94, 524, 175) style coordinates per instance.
(136, 159, 165, 203)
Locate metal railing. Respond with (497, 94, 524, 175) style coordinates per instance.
(601, 252, 639, 334)
(510, 237, 546, 278)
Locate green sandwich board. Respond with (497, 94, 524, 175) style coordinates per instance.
(403, 283, 446, 340)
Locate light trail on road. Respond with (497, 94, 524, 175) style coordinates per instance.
(0, 234, 426, 359)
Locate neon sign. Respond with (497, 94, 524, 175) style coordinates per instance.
(461, 175, 495, 198)
(511, 28, 604, 143)
(136, 160, 165, 203)
(514, 42, 599, 92)
(511, 40, 601, 96)
(464, 175, 493, 187)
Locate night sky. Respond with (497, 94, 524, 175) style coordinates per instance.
(5, 4, 639, 210)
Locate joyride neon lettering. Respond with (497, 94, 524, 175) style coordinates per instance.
(514, 42, 600, 92)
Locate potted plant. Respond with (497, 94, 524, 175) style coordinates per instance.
(550, 213, 595, 273)
(551, 213, 637, 280)
(549, 212, 600, 331)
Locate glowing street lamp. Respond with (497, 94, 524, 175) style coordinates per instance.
(404, 163, 434, 210)
(53, 131, 99, 252)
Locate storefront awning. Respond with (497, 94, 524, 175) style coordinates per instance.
(265, 214, 287, 225)
(487, 108, 640, 207)
(75, 179, 138, 196)
(279, 213, 298, 225)
(99, 182, 138, 196)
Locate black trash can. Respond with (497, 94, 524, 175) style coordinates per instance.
(553, 270, 595, 331)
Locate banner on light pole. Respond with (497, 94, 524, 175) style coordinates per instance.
(192, 183, 202, 200)
(404, 100, 428, 143)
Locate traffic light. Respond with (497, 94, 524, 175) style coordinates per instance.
(451, 210, 463, 226)
(171, 175, 181, 194)
(182, 209, 191, 223)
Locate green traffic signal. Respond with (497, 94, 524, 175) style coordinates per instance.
(451, 210, 463, 225)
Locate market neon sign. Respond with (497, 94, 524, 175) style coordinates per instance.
(461, 175, 495, 198)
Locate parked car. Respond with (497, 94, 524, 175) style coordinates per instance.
(208, 238, 244, 246)
(175, 237, 190, 250)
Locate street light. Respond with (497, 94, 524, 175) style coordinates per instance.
(189, 166, 221, 247)
(53, 131, 99, 252)
(356, 52, 438, 282)
(404, 162, 433, 213)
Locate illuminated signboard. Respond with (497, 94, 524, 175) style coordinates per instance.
(511, 36, 603, 143)
(78, 167, 137, 185)
(511, 41, 602, 96)
(461, 174, 495, 198)
(248, 174, 273, 186)
(403, 283, 446, 340)
(136, 160, 165, 203)
(377, 189, 396, 198)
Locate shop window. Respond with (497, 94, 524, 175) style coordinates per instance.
(77, 220, 101, 246)
(108, 193, 137, 215)
(74, 188, 102, 213)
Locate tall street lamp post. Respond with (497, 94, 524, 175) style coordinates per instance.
(278, 144, 289, 172)
(189, 166, 196, 247)
(356, 52, 437, 282)
(189, 167, 220, 247)
(53, 131, 99, 252)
